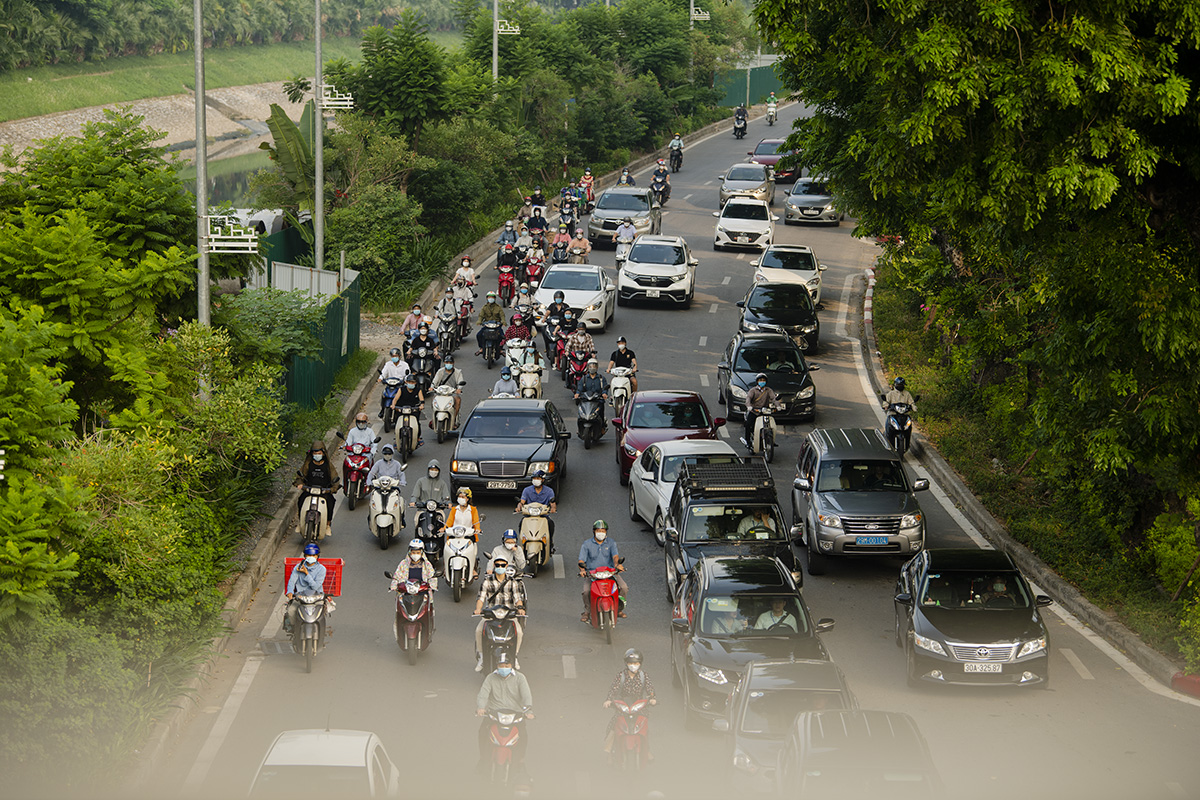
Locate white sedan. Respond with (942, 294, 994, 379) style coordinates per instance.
(627, 439, 739, 546)
(249, 729, 400, 797)
(533, 263, 617, 332)
(712, 197, 778, 251)
(752, 244, 828, 304)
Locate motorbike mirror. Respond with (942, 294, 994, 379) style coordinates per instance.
(912, 479, 930, 491)
(459, 381, 467, 386)
(815, 618, 836, 632)
(894, 593, 913, 607)
(879, 393, 888, 402)
(384, 570, 393, 579)
(335, 430, 345, 439)
(914, 394, 922, 402)
(373, 436, 382, 443)
(712, 719, 731, 733)
(808, 364, 821, 371)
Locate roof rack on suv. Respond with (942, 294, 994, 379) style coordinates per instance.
(678, 457, 774, 496)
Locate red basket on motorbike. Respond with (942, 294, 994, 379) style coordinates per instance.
(284, 557, 345, 597)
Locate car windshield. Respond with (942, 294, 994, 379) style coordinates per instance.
(722, 203, 770, 221)
(748, 285, 815, 311)
(741, 689, 849, 735)
(791, 180, 830, 197)
(734, 345, 805, 374)
(596, 193, 648, 211)
(541, 270, 601, 291)
(754, 141, 783, 155)
(661, 453, 737, 484)
(461, 412, 550, 439)
(815, 459, 907, 492)
(251, 765, 369, 794)
(918, 570, 1032, 609)
(628, 401, 710, 429)
(698, 593, 808, 637)
(683, 504, 786, 543)
(760, 249, 817, 271)
(628, 243, 685, 265)
(727, 165, 767, 182)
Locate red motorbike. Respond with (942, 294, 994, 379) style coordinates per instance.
(384, 571, 435, 666)
(586, 566, 621, 643)
(487, 708, 531, 789)
(498, 263, 517, 307)
(341, 441, 373, 511)
(565, 349, 591, 391)
(523, 254, 545, 287)
(612, 698, 652, 771)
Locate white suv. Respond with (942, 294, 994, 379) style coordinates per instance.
(617, 234, 698, 308)
(752, 244, 828, 304)
(712, 197, 777, 251)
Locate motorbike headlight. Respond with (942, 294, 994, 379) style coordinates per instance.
(693, 663, 728, 685)
(900, 512, 923, 529)
(730, 385, 747, 400)
(798, 386, 814, 399)
(913, 632, 947, 656)
(817, 512, 842, 528)
(1018, 637, 1047, 658)
(528, 462, 554, 475)
(452, 460, 478, 474)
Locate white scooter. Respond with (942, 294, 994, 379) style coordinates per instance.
(748, 402, 783, 463)
(443, 524, 480, 603)
(519, 502, 552, 578)
(615, 236, 634, 264)
(394, 404, 421, 462)
(368, 475, 404, 551)
(431, 384, 460, 444)
(505, 338, 530, 372)
(299, 485, 333, 545)
(518, 362, 543, 399)
(609, 366, 633, 416)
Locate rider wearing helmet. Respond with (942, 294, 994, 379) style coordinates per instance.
(474, 555, 527, 671)
(552, 223, 572, 248)
(343, 412, 379, 467)
(516, 469, 557, 553)
(284, 542, 327, 632)
(429, 353, 465, 424)
(443, 486, 481, 535)
(744, 371, 779, 449)
(564, 315, 596, 363)
(476, 290, 507, 354)
(574, 358, 610, 437)
(578, 520, 627, 621)
(294, 441, 339, 532)
(607, 335, 639, 393)
(568, 227, 592, 260)
(378, 347, 413, 418)
(486, 528, 528, 575)
(883, 376, 916, 412)
(497, 219, 518, 248)
(504, 311, 532, 343)
(366, 442, 406, 497)
(617, 167, 636, 187)
(390, 538, 437, 591)
(651, 158, 671, 201)
(602, 648, 657, 758)
(492, 366, 519, 397)
(615, 216, 637, 247)
(668, 131, 684, 163)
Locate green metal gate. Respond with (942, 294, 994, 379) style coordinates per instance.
(714, 64, 784, 108)
(286, 275, 361, 408)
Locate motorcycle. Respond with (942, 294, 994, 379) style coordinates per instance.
(585, 566, 621, 644)
(381, 377, 403, 433)
(290, 592, 328, 673)
(523, 256, 545, 287)
(437, 307, 459, 354)
(412, 500, 446, 567)
(611, 699, 652, 771)
(766, 104, 777, 125)
(568, 246, 588, 264)
(733, 116, 747, 139)
(650, 175, 669, 206)
(615, 236, 634, 264)
(409, 346, 437, 395)
(542, 313, 562, 356)
(384, 571, 435, 666)
(551, 241, 569, 264)
(443, 524, 480, 603)
(609, 366, 633, 416)
(748, 402, 783, 463)
(481, 320, 504, 369)
(368, 475, 404, 550)
(339, 440, 374, 511)
(505, 338, 530, 373)
(498, 263, 517, 307)
(669, 147, 683, 173)
(478, 605, 525, 673)
(518, 502, 551, 577)
(394, 405, 421, 462)
(576, 390, 605, 449)
(452, 279, 476, 309)
(431, 383, 462, 444)
(881, 395, 919, 458)
(299, 485, 333, 545)
(485, 708, 531, 789)
(565, 349, 591, 391)
(518, 362, 543, 399)
(456, 296, 474, 341)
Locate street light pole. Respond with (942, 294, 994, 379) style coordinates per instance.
(314, 0, 324, 272)
(493, 0, 499, 82)
(193, 0, 210, 326)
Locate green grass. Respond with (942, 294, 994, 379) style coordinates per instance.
(0, 31, 463, 123)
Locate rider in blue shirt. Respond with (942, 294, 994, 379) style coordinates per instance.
(577, 520, 627, 621)
(285, 542, 326, 632)
(517, 470, 557, 552)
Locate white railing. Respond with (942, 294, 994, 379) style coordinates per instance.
(245, 259, 359, 300)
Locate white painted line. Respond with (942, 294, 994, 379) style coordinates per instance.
(552, 553, 564, 579)
(699, 336, 708, 346)
(699, 374, 710, 387)
(563, 654, 577, 679)
(837, 273, 855, 338)
(1167, 782, 1186, 797)
(737, 253, 746, 260)
(704, 180, 714, 185)
(661, 211, 670, 217)
(184, 656, 265, 789)
(709, 303, 719, 314)
(683, 193, 694, 201)
(1059, 648, 1095, 680)
(718, 426, 730, 439)
(721, 276, 731, 285)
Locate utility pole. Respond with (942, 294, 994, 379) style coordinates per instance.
(493, 0, 499, 81)
(193, 0, 209, 326)
(314, 0, 324, 272)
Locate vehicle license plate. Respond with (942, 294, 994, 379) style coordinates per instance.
(736, 236, 750, 243)
(963, 663, 1002, 673)
(646, 289, 661, 298)
(487, 480, 518, 490)
(855, 536, 888, 545)
(803, 209, 819, 216)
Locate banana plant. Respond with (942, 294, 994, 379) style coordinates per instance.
(259, 100, 316, 203)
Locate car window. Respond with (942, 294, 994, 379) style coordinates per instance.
(699, 594, 808, 636)
(791, 180, 830, 196)
(727, 165, 768, 181)
(741, 689, 848, 735)
(754, 141, 782, 155)
(748, 285, 815, 311)
(815, 459, 906, 492)
(799, 444, 816, 482)
(722, 203, 770, 221)
(597, 193, 649, 211)
(628, 401, 711, 429)
(627, 243, 685, 265)
(639, 449, 656, 474)
(683, 504, 786, 542)
(461, 412, 551, 438)
(760, 249, 817, 271)
(541, 270, 602, 291)
(919, 570, 1032, 609)
(370, 752, 387, 795)
(734, 345, 804, 374)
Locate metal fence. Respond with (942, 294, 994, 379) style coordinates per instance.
(714, 64, 785, 108)
(286, 275, 361, 408)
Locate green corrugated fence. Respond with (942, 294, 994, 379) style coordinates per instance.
(286, 275, 361, 408)
(714, 64, 784, 108)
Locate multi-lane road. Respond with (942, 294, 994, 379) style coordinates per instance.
(154, 104, 1200, 800)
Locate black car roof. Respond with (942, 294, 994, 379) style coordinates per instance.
(925, 548, 1019, 571)
(735, 332, 800, 349)
(745, 659, 845, 692)
(807, 428, 896, 460)
(797, 710, 929, 760)
(702, 556, 793, 593)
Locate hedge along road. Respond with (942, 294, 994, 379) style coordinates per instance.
(150, 104, 1200, 800)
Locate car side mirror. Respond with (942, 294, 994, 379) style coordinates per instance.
(746, 152, 754, 156)
(671, 617, 689, 633)
(735, 301, 745, 308)
(794, 477, 811, 491)
(558, 430, 571, 440)
(606, 282, 615, 291)
(712, 719, 731, 733)
(1036, 595, 1054, 607)
(612, 418, 625, 429)
(712, 211, 720, 217)
(772, 215, 781, 222)
(894, 593, 913, 606)
(714, 417, 726, 427)
(717, 174, 726, 179)
(750, 259, 760, 267)
(913, 479, 930, 491)
(665, 527, 679, 542)
(652, 202, 661, 209)
(818, 264, 827, 271)
(641, 472, 655, 482)
(815, 618, 835, 632)
(688, 258, 699, 266)
(717, 361, 729, 370)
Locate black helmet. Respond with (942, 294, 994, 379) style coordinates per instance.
(894, 377, 906, 390)
(444, 354, 455, 364)
(616, 336, 626, 343)
(554, 291, 565, 302)
(389, 347, 401, 357)
(624, 648, 642, 664)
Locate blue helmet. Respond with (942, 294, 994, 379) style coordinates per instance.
(502, 529, 518, 541)
(303, 542, 320, 557)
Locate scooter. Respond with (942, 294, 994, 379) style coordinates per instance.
(669, 147, 683, 173)
(505, 338, 530, 373)
(551, 241, 569, 264)
(881, 394, 919, 458)
(609, 366, 633, 416)
(486, 707, 531, 789)
(568, 246, 588, 264)
(576, 390, 606, 449)
(339, 440, 374, 511)
(299, 485, 333, 545)
(748, 402, 783, 463)
(766, 104, 777, 125)
(542, 313, 562, 356)
(523, 255, 545, 287)
(615, 236, 634, 264)
(409, 347, 436, 394)
(384, 570, 435, 666)
(481, 321, 504, 369)
(443, 524, 480, 603)
(612, 699, 652, 771)
(412, 500, 446, 568)
(650, 175, 669, 206)
(437, 307, 459, 354)
(478, 605, 525, 673)
(394, 405, 421, 462)
(565, 349, 590, 391)
(498, 263, 516, 307)
(431, 383, 461, 444)
(381, 377, 403, 433)
(368, 475, 404, 550)
(733, 117, 747, 139)
(586, 566, 621, 644)
(456, 296, 474, 341)
(518, 502, 551, 577)
(290, 592, 328, 673)
(518, 362, 543, 399)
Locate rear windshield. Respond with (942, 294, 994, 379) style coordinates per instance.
(760, 249, 817, 271)
(596, 193, 648, 211)
(741, 689, 849, 735)
(727, 165, 768, 181)
(722, 203, 770, 221)
(462, 412, 550, 439)
(628, 401, 710, 429)
(815, 459, 906, 492)
(661, 453, 737, 484)
(683, 504, 786, 543)
(627, 243, 685, 265)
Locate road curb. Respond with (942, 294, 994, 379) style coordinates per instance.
(858, 264, 1185, 691)
(125, 352, 386, 791)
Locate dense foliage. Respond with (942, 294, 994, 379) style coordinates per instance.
(758, 0, 1200, 663)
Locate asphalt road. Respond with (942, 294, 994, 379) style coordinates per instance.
(152, 105, 1200, 800)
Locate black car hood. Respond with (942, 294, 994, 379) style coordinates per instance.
(689, 633, 826, 672)
(914, 607, 1045, 643)
(743, 306, 816, 327)
(456, 438, 557, 462)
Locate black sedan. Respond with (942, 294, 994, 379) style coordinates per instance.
(736, 282, 820, 354)
(894, 548, 1054, 688)
(716, 331, 819, 420)
(671, 556, 834, 727)
(449, 398, 571, 498)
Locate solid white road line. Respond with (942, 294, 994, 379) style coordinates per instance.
(709, 303, 719, 313)
(718, 426, 730, 439)
(704, 180, 714, 185)
(1059, 647, 1095, 680)
(683, 193, 694, 201)
(699, 336, 708, 346)
(737, 253, 746, 260)
(552, 553, 564, 579)
(722, 276, 731, 285)
(699, 374, 710, 387)
(184, 656, 264, 789)
(563, 655, 577, 679)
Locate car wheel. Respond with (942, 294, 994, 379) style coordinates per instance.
(617, 292, 628, 307)
(806, 537, 826, 576)
(905, 639, 921, 688)
(665, 559, 676, 602)
(713, 241, 722, 251)
(628, 483, 639, 523)
(653, 510, 667, 548)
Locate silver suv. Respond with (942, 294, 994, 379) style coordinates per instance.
(586, 186, 662, 245)
(791, 428, 929, 575)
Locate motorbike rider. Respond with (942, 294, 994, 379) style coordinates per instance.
(405, 322, 440, 366)
(578, 520, 627, 621)
(517, 470, 556, 553)
(504, 311, 533, 345)
(515, 222, 534, 253)
(734, 103, 748, 123)
(513, 283, 536, 317)
(409, 458, 452, 510)
(882, 376, 916, 412)
(526, 206, 549, 245)
(766, 91, 778, 118)
(434, 285, 461, 322)
(491, 366, 519, 397)
(607, 335, 639, 393)
(603, 648, 657, 759)
(497, 220, 518, 248)
(616, 167, 636, 186)
(668, 131, 684, 163)
(579, 167, 595, 202)
(565, 318, 597, 362)
(486, 528, 528, 575)
(342, 412, 379, 487)
(743, 372, 779, 448)
(574, 359, 609, 437)
(284, 542, 327, 633)
(428, 354, 464, 425)
(567, 228, 591, 261)
(378, 348, 412, 419)
(614, 216, 637, 248)
(454, 254, 477, 287)
(529, 186, 547, 210)
(443, 486, 482, 536)
(514, 340, 544, 371)
(400, 303, 423, 336)
(650, 159, 671, 202)
(390, 375, 426, 448)
(473, 557, 527, 671)
(551, 223, 572, 250)
(366, 442, 406, 498)
(475, 652, 534, 772)
(475, 290, 507, 354)
(517, 196, 534, 224)
(294, 440, 339, 532)
(390, 538, 438, 590)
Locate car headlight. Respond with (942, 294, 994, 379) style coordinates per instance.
(586, 302, 601, 311)
(622, 270, 641, 280)
(672, 269, 689, 280)
(787, 201, 800, 210)
(913, 632, 947, 656)
(742, 321, 761, 331)
(730, 385, 747, 400)
(528, 462, 554, 475)
(798, 386, 814, 399)
(1018, 637, 1047, 658)
(807, 277, 821, 287)
(634, 217, 650, 228)
(817, 512, 842, 528)
(452, 460, 477, 474)
(623, 443, 639, 458)
(900, 512, 923, 528)
(800, 324, 817, 333)
(693, 663, 728, 685)
(823, 203, 835, 211)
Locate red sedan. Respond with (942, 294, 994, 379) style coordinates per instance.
(748, 138, 799, 182)
(612, 390, 726, 484)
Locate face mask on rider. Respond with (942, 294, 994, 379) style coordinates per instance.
(757, 380, 767, 388)
(462, 260, 470, 268)
(532, 479, 543, 487)
(391, 356, 400, 364)
(458, 496, 468, 507)
(383, 452, 393, 461)
(305, 555, 318, 565)
(520, 288, 528, 295)
(356, 422, 366, 430)
(628, 663, 640, 673)
(487, 297, 496, 304)
(618, 344, 626, 351)
(312, 452, 324, 463)
(595, 530, 607, 542)
(505, 541, 517, 550)
(496, 667, 513, 677)
(428, 469, 439, 479)
(445, 365, 453, 372)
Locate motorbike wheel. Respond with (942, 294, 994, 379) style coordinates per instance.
(304, 639, 313, 673)
(528, 555, 540, 578)
(303, 519, 317, 546)
(452, 569, 463, 603)
(379, 525, 391, 551)
(896, 435, 909, 459)
(605, 610, 614, 644)
(406, 637, 418, 666)
(347, 480, 358, 511)
(437, 419, 446, 444)
(487, 350, 496, 369)
(399, 428, 412, 462)
(613, 394, 626, 416)
(583, 428, 592, 450)
(764, 429, 775, 463)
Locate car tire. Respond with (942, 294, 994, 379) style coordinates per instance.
(713, 242, 723, 251)
(653, 511, 667, 548)
(1036, 666, 1051, 690)
(806, 538, 826, 576)
(717, 389, 726, 406)
(628, 483, 639, 523)
(617, 293, 628, 307)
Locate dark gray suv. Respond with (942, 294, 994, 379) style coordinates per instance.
(791, 428, 930, 575)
